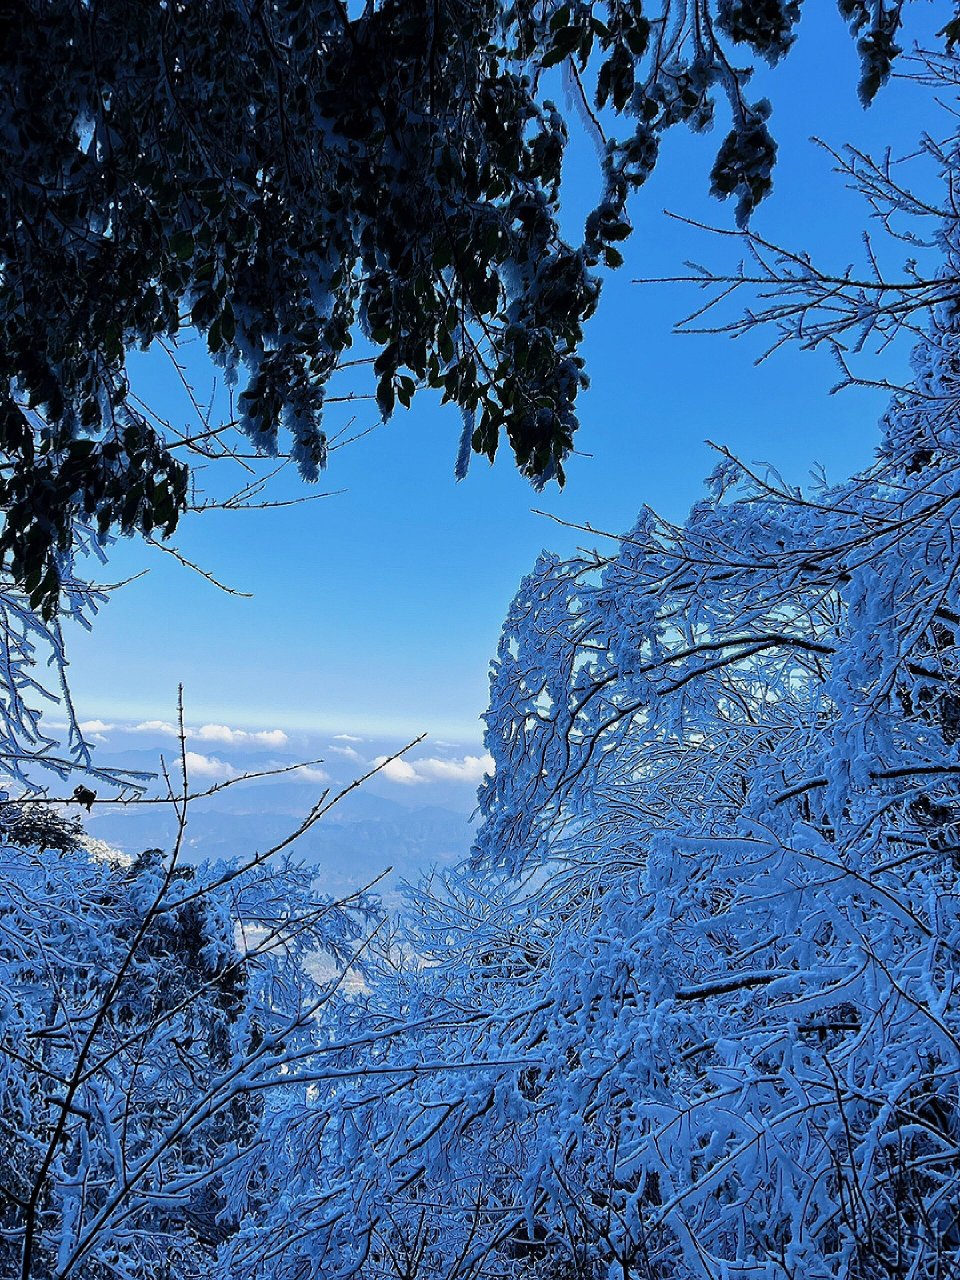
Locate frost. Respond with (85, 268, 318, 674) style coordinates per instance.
(221, 173, 960, 1279)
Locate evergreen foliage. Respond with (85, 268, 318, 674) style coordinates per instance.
(1, 0, 922, 610)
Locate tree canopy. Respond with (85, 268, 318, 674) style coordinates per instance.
(1, 10, 960, 1280)
(1, 0, 929, 611)
(214, 133, 960, 1280)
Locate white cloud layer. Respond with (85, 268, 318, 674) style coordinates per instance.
(79, 719, 114, 734)
(194, 723, 289, 748)
(375, 757, 420, 784)
(373, 753, 494, 786)
(329, 744, 362, 761)
(131, 720, 287, 748)
(333, 733, 364, 743)
(134, 719, 177, 736)
(294, 765, 330, 783)
(417, 754, 494, 783)
(184, 752, 238, 781)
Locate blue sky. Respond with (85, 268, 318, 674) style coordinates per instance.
(63, 5, 945, 749)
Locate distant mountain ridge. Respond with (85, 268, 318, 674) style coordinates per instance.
(83, 753, 475, 905)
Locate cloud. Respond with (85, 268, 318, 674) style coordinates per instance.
(194, 723, 289, 748)
(415, 754, 494, 784)
(130, 720, 287, 748)
(333, 733, 364, 743)
(79, 719, 114, 734)
(184, 752, 238, 781)
(133, 719, 177, 736)
(294, 765, 330, 784)
(372, 753, 494, 786)
(79, 718, 113, 742)
(374, 756, 421, 784)
(329, 744, 361, 761)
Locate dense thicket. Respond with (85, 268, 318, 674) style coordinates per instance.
(208, 119, 960, 1280)
(13, 246, 960, 1279)
(0, 804, 375, 1280)
(5, 7, 960, 1279)
(1, 0, 925, 611)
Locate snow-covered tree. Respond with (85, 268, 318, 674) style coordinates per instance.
(0, 523, 144, 789)
(5, 14, 960, 1280)
(0, 798, 379, 1280)
(222, 136, 960, 1280)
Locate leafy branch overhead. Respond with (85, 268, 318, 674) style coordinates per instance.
(2, 0, 917, 609)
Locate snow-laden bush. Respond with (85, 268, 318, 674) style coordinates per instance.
(0, 798, 377, 1280)
(224, 149, 960, 1280)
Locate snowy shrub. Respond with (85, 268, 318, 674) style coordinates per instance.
(0, 803, 376, 1280)
(225, 144, 960, 1280)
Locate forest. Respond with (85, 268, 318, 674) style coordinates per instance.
(3, 1, 960, 1278)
